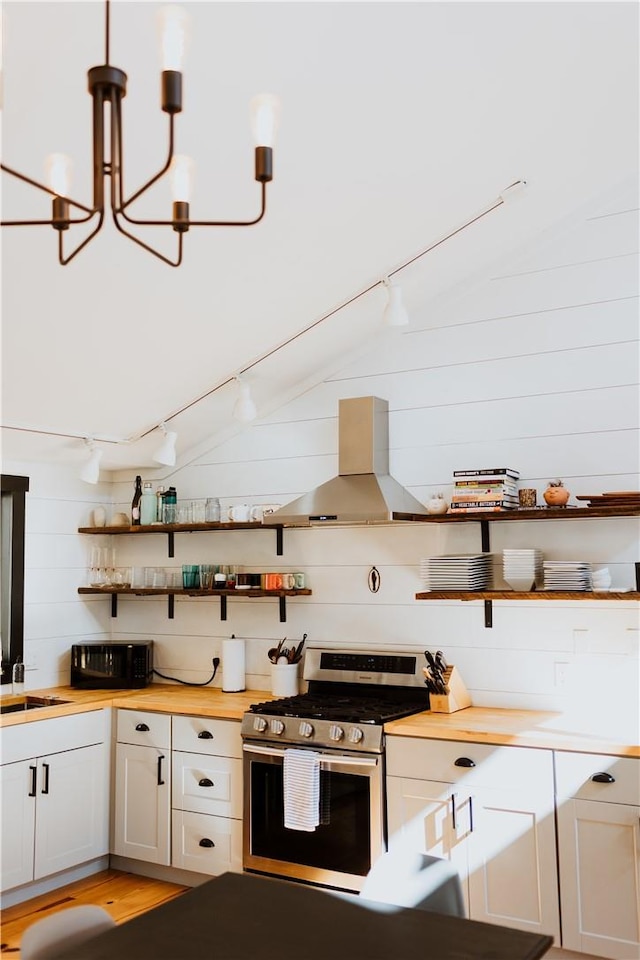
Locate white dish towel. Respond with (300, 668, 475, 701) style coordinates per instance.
(283, 748, 320, 832)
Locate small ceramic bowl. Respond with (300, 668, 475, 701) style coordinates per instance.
(111, 512, 130, 527)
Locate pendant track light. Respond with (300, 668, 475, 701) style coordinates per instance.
(233, 377, 258, 424)
(382, 278, 410, 327)
(0, 1, 280, 266)
(153, 423, 178, 466)
(80, 439, 102, 484)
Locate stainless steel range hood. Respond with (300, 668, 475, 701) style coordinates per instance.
(264, 396, 428, 526)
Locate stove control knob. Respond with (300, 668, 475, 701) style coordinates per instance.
(299, 721, 314, 738)
(253, 717, 268, 733)
(270, 719, 285, 736)
(329, 725, 344, 742)
(348, 726, 364, 744)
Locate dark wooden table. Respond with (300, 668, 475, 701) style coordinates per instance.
(56, 871, 553, 960)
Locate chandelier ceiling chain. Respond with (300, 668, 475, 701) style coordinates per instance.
(0, 1, 278, 266)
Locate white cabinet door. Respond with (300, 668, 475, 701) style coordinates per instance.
(386, 775, 470, 915)
(34, 744, 109, 880)
(466, 783, 560, 940)
(557, 797, 640, 959)
(0, 760, 36, 891)
(113, 742, 171, 865)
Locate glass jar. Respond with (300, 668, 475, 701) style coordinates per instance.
(205, 497, 221, 522)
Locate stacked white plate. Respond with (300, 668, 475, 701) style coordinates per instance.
(543, 561, 592, 591)
(502, 549, 543, 591)
(420, 554, 492, 591)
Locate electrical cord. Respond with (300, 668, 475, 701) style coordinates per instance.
(153, 657, 220, 687)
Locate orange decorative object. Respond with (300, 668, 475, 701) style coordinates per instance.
(543, 479, 570, 506)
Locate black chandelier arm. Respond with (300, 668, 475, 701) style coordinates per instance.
(112, 210, 183, 267)
(1, 162, 95, 217)
(121, 181, 268, 229)
(58, 211, 105, 266)
(116, 99, 176, 214)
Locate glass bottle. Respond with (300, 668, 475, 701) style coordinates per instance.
(140, 482, 157, 525)
(205, 497, 221, 522)
(155, 485, 165, 524)
(164, 486, 177, 524)
(12, 657, 25, 696)
(131, 475, 143, 525)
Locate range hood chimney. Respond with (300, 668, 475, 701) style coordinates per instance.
(264, 397, 428, 526)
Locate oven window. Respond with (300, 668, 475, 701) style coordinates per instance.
(250, 761, 372, 876)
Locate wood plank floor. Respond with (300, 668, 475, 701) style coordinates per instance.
(0, 869, 189, 958)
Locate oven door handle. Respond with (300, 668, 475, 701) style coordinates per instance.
(242, 743, 379, 767)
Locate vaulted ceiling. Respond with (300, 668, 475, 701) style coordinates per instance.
(1, 1, 637, 474)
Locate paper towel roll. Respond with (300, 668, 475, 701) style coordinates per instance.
(222, 635, 246, 692)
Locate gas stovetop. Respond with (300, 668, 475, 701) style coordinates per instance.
(241, 647, 430, 752)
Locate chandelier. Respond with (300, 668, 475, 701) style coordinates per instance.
(0, 2, 279, 266)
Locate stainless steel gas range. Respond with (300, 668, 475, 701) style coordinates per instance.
(241, 647, 429, 892)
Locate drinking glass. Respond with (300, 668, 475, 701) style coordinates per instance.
(199, 564, 215, 589)
(192, 500, 206, 523)
(182, 564, 200, 589)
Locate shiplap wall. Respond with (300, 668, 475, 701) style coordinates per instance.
(9, 183, 640, 734)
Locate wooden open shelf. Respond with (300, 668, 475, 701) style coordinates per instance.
(78, 520, 285, 557)
(78, 586, 312, 624)
(406, 504, 640, 523)
(416, 590, 639, 601)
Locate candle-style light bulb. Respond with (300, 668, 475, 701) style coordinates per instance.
(45, 153, 72, 197)
(250, 94, 280, 147)
(158, 5, 188, 71)
(170, 155, 193, 202)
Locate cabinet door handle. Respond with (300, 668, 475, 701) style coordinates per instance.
(468, 795, 474, 833)
(450, 792, 457, 831)
(29, 765, 37, 797)
(197, 730, 213, 740)
(42, 762, 50, 794)
(199, 838, 215, 848)
(454, 757, 476, 768)
(157, 755, 165, 786)
(591, 772, 615, 784)
(198, 778, 214, 788)
(135, 723, 150, 732)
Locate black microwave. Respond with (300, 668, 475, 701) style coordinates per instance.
(70, 641, 154, 688)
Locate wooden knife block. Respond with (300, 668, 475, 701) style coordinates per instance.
(429, 666, 471, 714)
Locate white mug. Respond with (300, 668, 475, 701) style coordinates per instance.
(228, 504, 251, 522)
(249, 505, 264, 521)
(92, 506, 107, 527)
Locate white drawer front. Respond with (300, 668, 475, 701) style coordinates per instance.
(1, 710, 107, 764)
(116, 709, 171, 749)
(555, 751, 640, 806)
(172, 715, 241, 758)
(171, 810, 242, 876)
(172, 751, 242, 818)
(386, 736, 552, 789)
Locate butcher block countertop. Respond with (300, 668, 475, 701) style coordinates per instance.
(0, 684, 274, 728)
(1, 686, 637, 757)
(385, 707, 640, 759)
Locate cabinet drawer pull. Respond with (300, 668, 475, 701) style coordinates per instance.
(197, 730, 213, 740)
(199, 838, 216, 848)
(454, 757, 476, 768)
(29, 765, 37, 797)
(198, 778, 214, 788)
(591, 772, 615, 784)
(42, 762, 50, 794)
(157, 755, 165, 786)
(135, 723, 150, 732)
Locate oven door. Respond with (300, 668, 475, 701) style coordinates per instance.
(242, 741, 384, 892)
